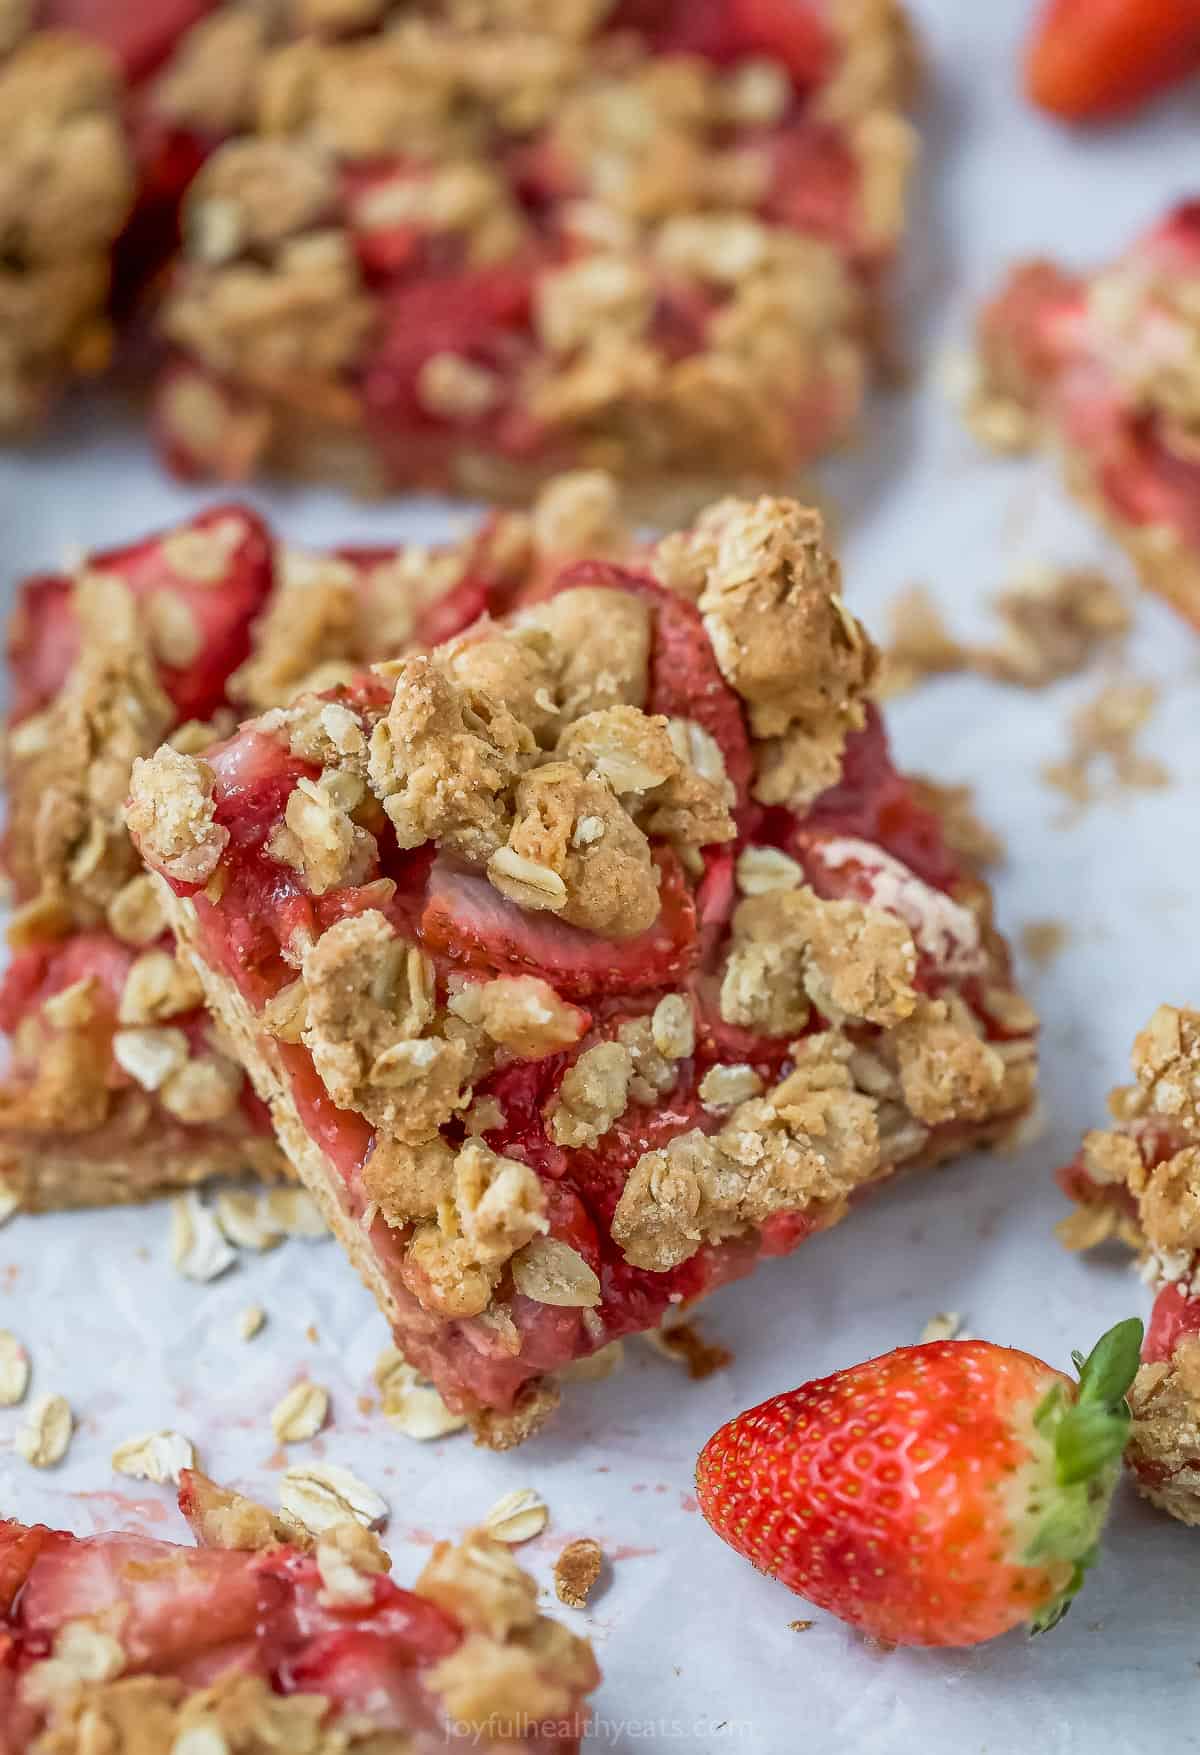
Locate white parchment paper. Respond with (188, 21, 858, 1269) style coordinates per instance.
(2, 3, 1198, 1748)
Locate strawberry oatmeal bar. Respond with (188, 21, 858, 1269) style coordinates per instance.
(0, 1473, 597, 1750)
(1056, 1003, 1200, 1525)
(0, 470, 631, 1212)
(146, 0, 917, 495)
(0, 20, 135, 429)
(973, 202, 1200, 629)
(129, 494, 1038, 1446)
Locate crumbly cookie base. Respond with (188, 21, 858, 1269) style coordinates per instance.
(0, 1126, 288, 1214)
(158, 372, 835, 525)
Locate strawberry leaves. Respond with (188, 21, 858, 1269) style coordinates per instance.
(1025, 1317, 1143, 1634)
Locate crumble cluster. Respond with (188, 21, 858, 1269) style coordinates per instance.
(150, 0, 917, 488)
(0, 27, 135, 429)
(1061, 1005, 1200, 1262)
(130, 496, 1036, 1331)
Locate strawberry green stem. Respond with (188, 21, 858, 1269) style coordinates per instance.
(1024, 1317, 1143, 1634)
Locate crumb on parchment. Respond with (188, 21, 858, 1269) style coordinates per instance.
(879, 567, 1130, 698)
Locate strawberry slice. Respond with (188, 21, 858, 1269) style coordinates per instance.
(40, 0, 217, 81)
(92, 505, 275, 721)
(0, 932, 134, 1035)
(727, 0, 831, 87)
(418, 849, 697, 1000)
(0, 1523, 49, 1615)
(18, 1530, 268, 1672)
(9, 507, 274, 727)
(1144, 1280, 1200, 1364)
(363, 268, 535, 432)
(761, 124, 862, 257)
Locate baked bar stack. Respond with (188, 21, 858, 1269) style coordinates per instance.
(147, 0, 918, 494)
(130, 493, 1038, 1446)
(0, 1476, 597, 1749)
(973, 202, 1200, 628)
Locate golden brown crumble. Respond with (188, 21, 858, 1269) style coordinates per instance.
(0, 30, 134, 429)
(880, 568, 1129, 697)
(182, 1467, 310, 1552)
(5, 577, 172, 926)
(1043, 678, 1169, 811)
(908, 777, 1004, 871)
(1127, 1339, 1200, 1526)
(655, 499, 879, 808)
(1057, 1006, 1200, 1260)
(126, 748, 230, 886)
(1020, 919, 1068, 969)
(613, 1032, 883, 1271)
(553, 1536, 603, 1610)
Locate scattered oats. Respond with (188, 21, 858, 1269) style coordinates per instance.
(510, 1237, 601, 1308)
(698, 1063, 764, 1112)
(483, 1488, 548, 1545)
(560, 1339, 625, 1382)
(374, 1347, 467, 1441)
(16, 1394, 73, 1468)
(279, 1461, 387, 1535)
(170, 1193, 237, 1282)
(215, 1190, 283, 1252)
(271, 1380, 330, 1444)
(651, 993, 694, 1060)
(735, 844, 804, 894)
(171, 1729, 229, 1755)
(0, 1332, 29, 1406)
(266, 1187, 328, 1238)
(1021, 919, 1068, 969)
(554, 1537, 603, 1609)
(918, 1312, 963, 1344)
(789, 1620, 814, 1633)
(239, 1304, 266, 1341)
(111, 1429, 196, 1486)
(316, 1535, 375, 1608)
(0, 1185, 19, 1226)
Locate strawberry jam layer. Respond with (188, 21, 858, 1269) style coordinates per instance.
(0, 1502, 590, 1751)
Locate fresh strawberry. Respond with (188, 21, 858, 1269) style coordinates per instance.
(1025, 0, 1200, 121)
(417, 849, 698, 1000)
(696, 1319, 1143, 1647)
(40, 0, 216, 80)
